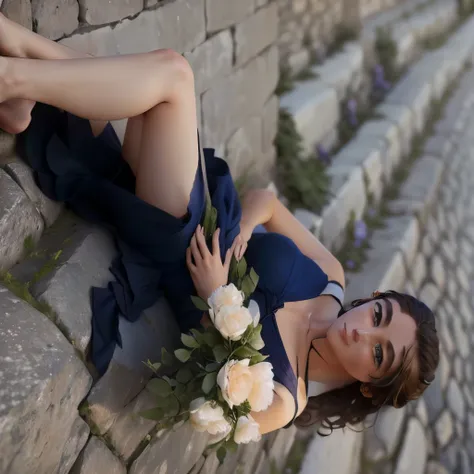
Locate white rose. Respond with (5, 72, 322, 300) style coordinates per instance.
(208, 284, 244, 312)
(189, 398, 232, 436)
(248, 299, 261, 327)
(248, 362, 275, 412)
(234, 415, 262, 444)
(217, 359, 253, 408)
(210, 305, 253, 341)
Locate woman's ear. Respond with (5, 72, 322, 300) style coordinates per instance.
(360, 384, 373, 398)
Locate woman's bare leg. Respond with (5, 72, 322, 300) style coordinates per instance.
(0, 41, 198, 217)
(0, 13, 143, 171)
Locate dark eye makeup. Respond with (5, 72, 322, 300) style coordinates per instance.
(373, 302, 384, 368)
(373, 302, 383, 327)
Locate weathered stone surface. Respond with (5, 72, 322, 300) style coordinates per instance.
(438, 350, 450, 390)
(419, 283, 441, 310)
(447, 380, 466, 420)
(431, 255, 446, 291)
(451, 316, 469, 359)
(0, 132, 16, 162)
(200, 453, 219, 474)
(423, 373, 444, 423)
(330, 137, 384, 202)
(59, 26, 119, 57)
(70, 437, 126, 474)
(4, 161, 62, 227)
(394, 418, 427, 474)
(365, 407, 406, 462)
(235, 3, 278, 66)
(357, 120, 401, 180)
(434, 411, 454, 449)
(416, 398, 428, 427)
(262, 95, 279, 152)
(423, 135, 453, 161)
(411, 253, 426, 289)
(185, 30, 233, 94)
(0, 285, 92, 474)
(280, 80, 339, 155)
(426, 461, 449, 474)
(267, 426, 297, 471)
(130, 423, 209, 474)
(206, 0, 254, 32)
(1, 0, 32, 28)
(31, 0, 79, 40)
(106, 389, 158, 461)
(87, 297, 180, 434)
(202, 46, 278, 148)
(114, 0, 206, 54)
(79, 0, 143, 25)
(320, 166, 367, 251)
(294, 208, 323, 238)
(0, 169, 43, 271)
(301, 424, 363, 474)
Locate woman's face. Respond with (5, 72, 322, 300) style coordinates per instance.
(326, 298, 418, 383)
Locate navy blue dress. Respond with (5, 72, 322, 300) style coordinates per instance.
(19, 104, 332, 420)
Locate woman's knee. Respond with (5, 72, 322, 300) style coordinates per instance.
(149, 49, 195, 99)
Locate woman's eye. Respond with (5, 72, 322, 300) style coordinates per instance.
(373, 303, 382, 327)
(374, 343, 384, 368)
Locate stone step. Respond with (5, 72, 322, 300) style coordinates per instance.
(0, 284, 92, 474)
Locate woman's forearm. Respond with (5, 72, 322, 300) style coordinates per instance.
(240, 189, 277, 230)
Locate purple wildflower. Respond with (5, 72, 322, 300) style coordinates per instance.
(346, 259, 355, 270)
(354, 238, 363, 249)
(354, 220, 368, 241)
(346, 99, 358, 127)
(317, 144, 331, 164)
(374, 64, 391, 92)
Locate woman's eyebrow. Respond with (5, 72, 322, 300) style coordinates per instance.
(381, 299, 393, 326)
(384, 341, 396, 373)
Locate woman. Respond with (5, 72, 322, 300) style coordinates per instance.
(0, 14, 439, 435)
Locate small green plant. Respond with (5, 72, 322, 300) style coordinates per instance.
(276, 64, 295, 96)
(327, 25, 359, 55)
(295, 67, 318, 82)
(375, 27, 398, 82)
(275, 109, 331, 214)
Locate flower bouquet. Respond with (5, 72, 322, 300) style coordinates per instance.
(141, 197, 274, 462)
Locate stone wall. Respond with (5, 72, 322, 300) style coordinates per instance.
(0, 0, 279, 185)
(277, 0, 404, 73)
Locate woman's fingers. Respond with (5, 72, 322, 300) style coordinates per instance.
(190, 233, 203, 262)
(238, 242, 248, 260)
(212, 228, 220, 257)
(186, 247, 196, 272)
(195, 225, 210, 260)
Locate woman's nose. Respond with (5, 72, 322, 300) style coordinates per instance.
(353, 328, 375, 343)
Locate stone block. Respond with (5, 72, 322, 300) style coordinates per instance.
(389, 156, 443, 224)
(202, 46, 278, 149)
(70, 437, 126, 474)
(59, 26, 119, 57)
(357, 120, 401, 180)
(294, 209, 323, 238)
(419, 283, 441, 311)
(0, 131, 16, 161)
(4, 161, 62, 227)
(300, 424, 363, 474)
(267, 426, 297, 471)
(1, 0, 32, 28)
(394, 419, 427, 474)
(423, 135, 453, 161)
(364, 406, 407, 462)
(114, 0, 206, 55)
(235, 3, 278, 66)
(288, 49, 310, 75)
(0, 169, 43, 272)
(185, 30, 233, 94)
(130, 423, 208, 474)
(330, 137, 384, 202)
(31, 0, 79, 40)
(280, 80, 339, 156)
(376, 104, 413, 159)
(106, 390, 158, 461)
(320, 166, 367, 251)
(206, 0, 254, 33)
(262, 95, 279, 152)
(0, 285, 92, 474)
(86, 297, 180, 434)
(79, 0, 143, 25)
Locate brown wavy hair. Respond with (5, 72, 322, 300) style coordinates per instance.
(295, 291, 439, 434)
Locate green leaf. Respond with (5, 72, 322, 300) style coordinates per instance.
(174, 382, 186, 397)
(203, 328, 222, 347)
(139, 407, 165, 421)
(217, 446, 227, 464)
(152, 396, 172, 408)
(248, 325, 265, 350)
(237, 257, 247, 279)
(233, 346, 260, 359)
(166, 397, 180, 417)
(181, 333, 200, 349)
(190, 328, 205, 345)
(249, 267, 259, 286)
(175, 348, 192, 363)
(176, 368, 193, 384)
(147, 378, 172, 397)
(250, 353, 269, 365)
(190, 295, 210, 311)
(213, 345, 230, 363)
(241, 275, 257, 299)
(202, 372, 217, 394)
(205, 362, 221, 373)
(161, 347, 174, 366)
(209, 206, 218, 236)
(143, 360, 162, 373)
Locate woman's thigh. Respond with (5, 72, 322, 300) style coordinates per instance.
(134, 80, 199, 219)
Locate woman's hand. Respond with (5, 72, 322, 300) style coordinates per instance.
(234, 221, 254, 261)
(186, 225, 237, 301)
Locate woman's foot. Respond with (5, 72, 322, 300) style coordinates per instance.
(0, 98, 34, 134)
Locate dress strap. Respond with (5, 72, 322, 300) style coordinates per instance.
(320, 280, 345, 308)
